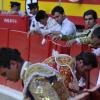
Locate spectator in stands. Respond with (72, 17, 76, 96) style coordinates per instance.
(7, 2, 25, 16)
(91, 27, 100, 56)
(51, 5, 76, 36)
(66, 9, 100, 46)
(29, 10, 61, 36)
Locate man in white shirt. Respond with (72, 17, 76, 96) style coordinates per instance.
(51, 6, 76, 36)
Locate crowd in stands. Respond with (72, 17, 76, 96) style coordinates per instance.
(0, 1, 100, 100)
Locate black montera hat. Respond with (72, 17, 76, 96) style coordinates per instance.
(10, 2, 21, 8)
(28, 3, 38, 10)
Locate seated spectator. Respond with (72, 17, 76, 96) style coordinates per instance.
(51, 6, 76, 36)
(7, 2, 25, 16)
(91, 27, 100, 56)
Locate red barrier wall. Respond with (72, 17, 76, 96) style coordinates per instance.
(8, 30, 29, 60)
(0, 15, 29, 32)
(0, 28, 9, 47)
(29, 34, 50, 63)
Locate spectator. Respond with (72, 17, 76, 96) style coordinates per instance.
(7, 2, 25, 16)
(51, 5, 76, 36)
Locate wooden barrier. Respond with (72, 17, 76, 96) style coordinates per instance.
(8, 30, 29, 61)
(0, 28, 9, 47)
(0, 15, 29, 32)
(29, 34, 50, 63)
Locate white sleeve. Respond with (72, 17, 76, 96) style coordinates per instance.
(47, 17, 61, 32)
(61, 21, 76, 35)
(92, 48, 100, 56)
(75, 38, 81, 44)
(50, 23, 61, 32)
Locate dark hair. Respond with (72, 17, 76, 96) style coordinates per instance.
(28, 3, 38, 10)
(9, 49, 24, 63)
(92, 27, 100, 39)
(51, 6, 64, 15)
(10, 2, 21, 8)
(76, 52, 98, 68)
(0, 48, 23, 69)
(83, 9, 98, 19)
(35, 10, 48, 22)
